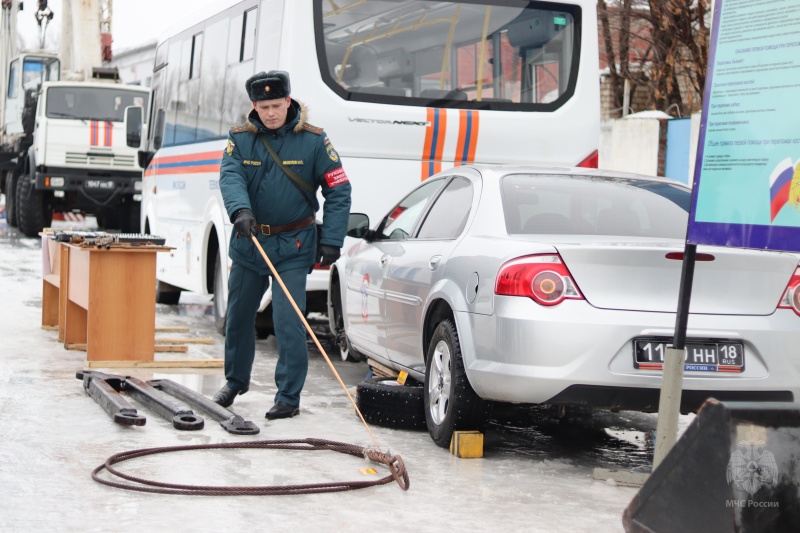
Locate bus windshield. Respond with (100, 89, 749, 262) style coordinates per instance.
(46, 87, 149, 122)
(316, 0, 579, 110)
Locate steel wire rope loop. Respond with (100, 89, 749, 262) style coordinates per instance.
(92, 438, 409, 495)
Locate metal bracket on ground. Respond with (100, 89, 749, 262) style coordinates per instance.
(148, 378, 260, 435)
(76, 370, 146, 426)
(120, 376, 204, 431)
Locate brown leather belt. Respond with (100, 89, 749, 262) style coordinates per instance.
(257, 216, 314, 236)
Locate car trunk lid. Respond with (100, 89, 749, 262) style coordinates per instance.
(555, 241, 798, 315)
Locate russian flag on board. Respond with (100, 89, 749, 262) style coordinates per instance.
(769, 157, 800, 221)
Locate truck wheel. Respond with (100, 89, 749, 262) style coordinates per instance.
(213, 250, 227, 336)
(17, 174, 49, 238)
(4, 171, 18, 227)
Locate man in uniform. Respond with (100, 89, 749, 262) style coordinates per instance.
(213, 70, 352, 420)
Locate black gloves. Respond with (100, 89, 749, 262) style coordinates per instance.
(317, 244, 341, 267)
(233, 208, 257, 239)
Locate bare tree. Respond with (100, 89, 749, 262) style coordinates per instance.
(597, 0, 709, 117)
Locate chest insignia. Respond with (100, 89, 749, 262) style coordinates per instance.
(242, 160, 262, 166)
(283, 160, 304, 165)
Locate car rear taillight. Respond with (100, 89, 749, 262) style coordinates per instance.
(495, 254, 583, 306)
(778, 266, 800, 316)
(577, 150, 599, 168)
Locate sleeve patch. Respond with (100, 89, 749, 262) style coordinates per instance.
(225, 140, 235, 156)
(324, 167, 349, 188)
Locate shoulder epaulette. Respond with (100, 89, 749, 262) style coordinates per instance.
(230, 122, 257, 134)
(302, 123, 324, 135)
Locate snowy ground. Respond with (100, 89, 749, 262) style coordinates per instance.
(0, 210, 677, 533)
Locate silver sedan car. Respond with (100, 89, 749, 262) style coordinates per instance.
(327, 165, 800, 447)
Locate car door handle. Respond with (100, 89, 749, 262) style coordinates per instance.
(380, 254, 389, 267)
(429, 255, 442, 271)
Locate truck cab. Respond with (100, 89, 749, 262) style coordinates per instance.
(15, 80, 150, 236)
(0, 53, 60, 225)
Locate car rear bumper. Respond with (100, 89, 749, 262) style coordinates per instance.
(458, 298, 800, 410)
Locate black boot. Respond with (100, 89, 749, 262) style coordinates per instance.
(212, 383, 248, 408)
(265, 402, 300, 420)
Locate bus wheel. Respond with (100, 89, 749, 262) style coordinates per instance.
(213, 249, 227, 336)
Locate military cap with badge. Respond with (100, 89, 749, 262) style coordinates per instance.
(246, 70, 291, 101)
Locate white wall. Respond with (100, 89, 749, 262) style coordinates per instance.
(600, 118, 661, 176)
(599, 112, 703, 184)
(104, 40, 156, 87)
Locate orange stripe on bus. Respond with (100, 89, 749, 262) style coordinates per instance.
(455, 110, 468, 166)
(433, 109, 446, 175)
(421, 108, 436, 179)
(154, 151, 222, 165)
(467, 110, 479, 163)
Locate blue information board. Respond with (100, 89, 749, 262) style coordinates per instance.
(688, 0, 800, 252)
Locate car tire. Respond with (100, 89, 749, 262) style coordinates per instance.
(329, 278, 364, 362)
(424, 319, 488, 448)
(4, 171, 18, 227)
(213, 249, 227, 336)
(356, 377, 427, 430)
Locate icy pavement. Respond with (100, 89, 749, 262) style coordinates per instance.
(0, 218, 659, 533)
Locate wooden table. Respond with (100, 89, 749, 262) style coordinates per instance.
(41, 237, 170, 362)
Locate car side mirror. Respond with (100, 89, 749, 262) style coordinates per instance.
(347, 213, 370, 239)
(124, 105, 143, 148)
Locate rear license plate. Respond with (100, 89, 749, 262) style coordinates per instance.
(634, 339, 744, 373)
(86, 179, 115, 189)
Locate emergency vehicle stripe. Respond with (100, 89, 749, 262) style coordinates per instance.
(455, 110, 479, 166)
(466, 110, 479, 163)
(421, 108, 446, 180)
(144, 151, 222, 177)
(104, 122, 113, 147)
(90, 121, 98, 146)
(433, 109, 446, 175)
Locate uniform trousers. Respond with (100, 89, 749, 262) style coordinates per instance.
(224, 261, 309, 407)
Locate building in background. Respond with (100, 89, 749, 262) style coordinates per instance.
(104, 39, 156, 86)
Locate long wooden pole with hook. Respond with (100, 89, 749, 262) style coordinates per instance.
(251, 236, 382, 452)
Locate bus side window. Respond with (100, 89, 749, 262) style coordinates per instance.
(198, 16, 229, 141)
(163, 38, 183, 147)
(222, 5, 257, 129)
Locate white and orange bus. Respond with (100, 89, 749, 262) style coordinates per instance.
(125, 0, 600, 339)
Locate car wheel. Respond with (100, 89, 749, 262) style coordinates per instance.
(330, 281, 363, 362)
(356, 377, 426, 430)
(424, 319, 487, 448)
(4, 171, 18, 227)
(213, 249, 227, 336)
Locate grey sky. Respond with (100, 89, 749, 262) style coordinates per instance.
(16, 0, 205, 53)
